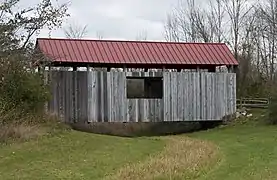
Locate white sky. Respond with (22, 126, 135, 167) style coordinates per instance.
(20, 0, 207, 41)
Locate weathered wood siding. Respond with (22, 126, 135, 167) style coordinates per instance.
(49, 71, 236, 123)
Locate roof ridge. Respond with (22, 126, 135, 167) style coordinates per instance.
(36, 37, 227, 45)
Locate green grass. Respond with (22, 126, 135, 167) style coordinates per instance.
(191, 125, 277, 180)
(1, 109, 277, 180)
(0, 131, 165, 180)
(190, 109, 277, 180)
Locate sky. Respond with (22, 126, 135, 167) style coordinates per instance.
(18, 0, 257, 41)
(34, 0, 181, 41)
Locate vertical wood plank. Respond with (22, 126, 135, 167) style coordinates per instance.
(87, 72, 92, 122)
(183, 73, 189, 120)
(144, 99, 149, 122)
(209, 73, 213, 120)
(223, 73, 226, 118)
(107, 72, 111, 122)
(68, 72, 74, 123)
(196, 72, 200, 120)
(100, 71, 104, 122)
(171, 72, 177, 121)
(189, 73, 194, 121)
(177, 73, 183, 121)
(219, 73, 225, 118)
(163, 72, 168, 121)
(110, 71, 114, 122)
(90, 71, 98, 122)
(128, 99, 136, 122)
(214, 73, 219, 120)
(122, 72, 127, 122)
(49, 71, 237, 123)
(167, 72, 170, 122)
(164, 72, 170, 121)
(103, 71, 108, 122)
(233, 74, 237, 114)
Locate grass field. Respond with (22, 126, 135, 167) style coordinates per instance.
(190, 110, 277, 180)
(0, 131, 164, 180)
(1, 109, 277, 179)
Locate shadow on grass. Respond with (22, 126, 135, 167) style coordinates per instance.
(70, 121, 223, 137)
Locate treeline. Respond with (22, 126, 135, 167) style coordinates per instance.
(165, 0, 277, 98)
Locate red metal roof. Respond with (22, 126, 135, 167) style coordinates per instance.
(36, 38, 238, 66)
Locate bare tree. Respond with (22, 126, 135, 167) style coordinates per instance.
(209, 0, 225, 42)
(165, 14, 181, 42)
(223, 0, 253, 60)
(258, 0, 277, 81)
(136, 30, 148, 40)
(164, 0, 277, 96)
(164, 0, 273, 97)
(165, 0, 197, 42)
(96, 31, 104, 40)
(164, 0, 225, 43)
(190, 8, 215, 42)
(236, 12, 258, 96)
(64, 22, 88, 39)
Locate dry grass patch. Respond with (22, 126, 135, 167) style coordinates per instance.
(106, 136, 219, 180)
(0, 124, 49, 143)
(0, 113, 69, 143)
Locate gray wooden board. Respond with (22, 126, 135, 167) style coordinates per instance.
(49, 71, 236, 123)
(87, 72, 93, 122)
(77, 72, 88, 123)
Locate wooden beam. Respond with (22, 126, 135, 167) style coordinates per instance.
(207, 66, 216, 72)
(233, 66, 238, 73)
(123, 65, 127, 72)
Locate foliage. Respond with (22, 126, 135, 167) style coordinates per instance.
(0, 0, 69, 53)
(0, 60, 50, 112)
(0, 0, 69, 123)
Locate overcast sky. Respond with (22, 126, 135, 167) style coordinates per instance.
(32, 0, 182, 41)
(20, 0, 256, 41)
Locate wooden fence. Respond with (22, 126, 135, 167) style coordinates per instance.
(236, 98, 269, 109)
(48, 71, 236, 123)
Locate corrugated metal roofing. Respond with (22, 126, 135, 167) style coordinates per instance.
(36, 38, 238, 66)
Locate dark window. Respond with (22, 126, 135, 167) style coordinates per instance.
(126, 77, 163, 99)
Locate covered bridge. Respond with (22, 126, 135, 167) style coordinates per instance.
(36, 38, 238, 123)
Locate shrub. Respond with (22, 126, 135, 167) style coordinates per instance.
(268, 91, 277, 124)
(0, 56, 50, 124)
(0, 68, 50, 111)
